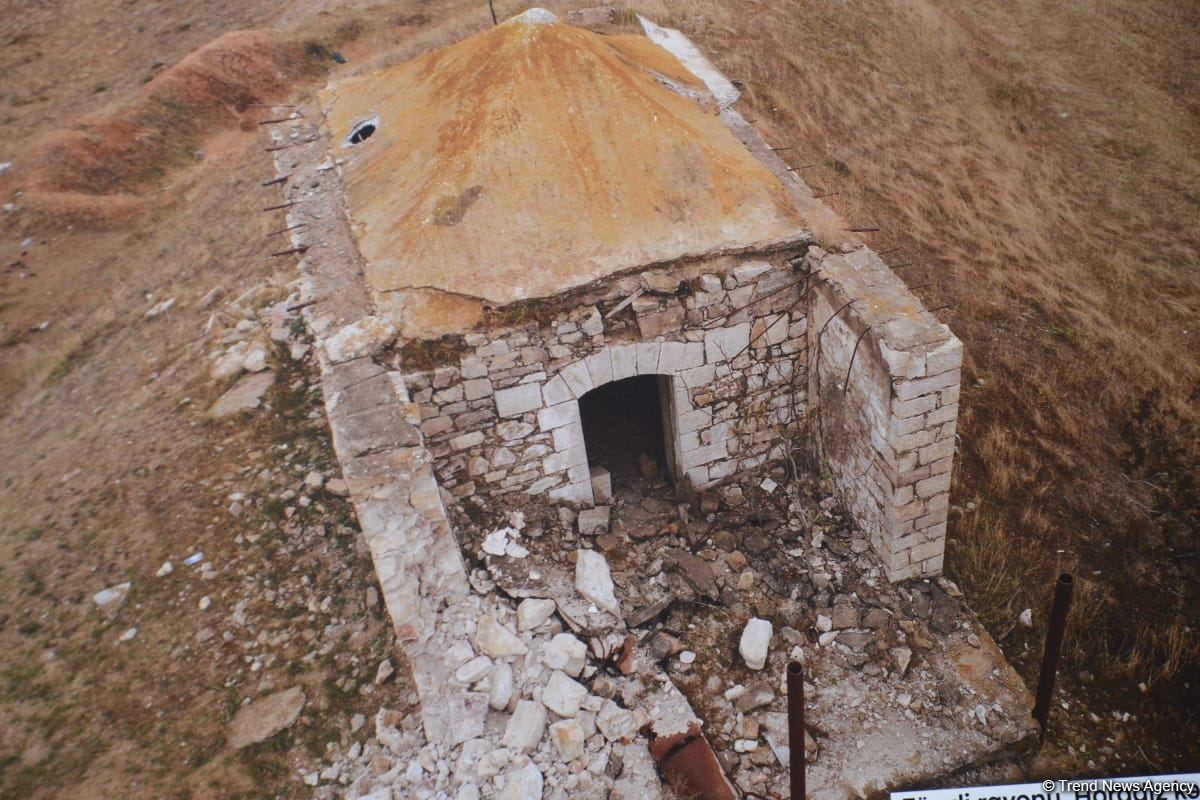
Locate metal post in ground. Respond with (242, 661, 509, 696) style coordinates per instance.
(1032, 572, 1075, 735)
(787, 659, 806, 799)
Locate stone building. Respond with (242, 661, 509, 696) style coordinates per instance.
(316, 9, 961, 582)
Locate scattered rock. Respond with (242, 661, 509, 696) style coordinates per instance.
(502, 700, 546, 752)
(228, 686, 306, 748)
(323, 316, 396, 363)
(596, 700, 638, 742)
(155, 562, 173, 578)
(542, 633, 587, 677)
(648, 631, 685, 661)
(736, 681, 775, 712)
(475, 614, 528, 658)
(1019, 608, 1033, 627)
(456, 655, 494, 684)
(489, 662, 514, 711)
(145, 297, 176, 318)
(500, 761, 543, 800)
(575, 549, 621, 616)
(830, 605, 860, 629)
(483, 527, 516, 556)
(93, 582, 131, 619)
(209, 371, 275, 418)
(862, 608, 891, 629)
(739, 617, 772, 670)
(665, 549, 719, 598)
(577, 506, 611, 536)
(375, 658, 395, 685)
(542, 670, 588, 717)
(549, 718, 586, 760)
(891, 646, 913, 676)
(838, 630, 873, 650)
(517, 598, 556, 631)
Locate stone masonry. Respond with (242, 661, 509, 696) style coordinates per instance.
(807, 246, 962, 581)
(400, 251, 810, 508)
(399, 238, 964, 585)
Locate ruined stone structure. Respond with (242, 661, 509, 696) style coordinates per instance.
(314, 8, 961, 583)
(268, 11, 1032, 799)
(404, 254, 808, 508)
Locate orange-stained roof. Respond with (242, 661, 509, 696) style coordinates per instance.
(320, 9, 807, 306)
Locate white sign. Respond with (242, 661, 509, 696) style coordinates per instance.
(891, 774, 1200, 800)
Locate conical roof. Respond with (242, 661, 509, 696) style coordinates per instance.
(320, 9, 806, 306)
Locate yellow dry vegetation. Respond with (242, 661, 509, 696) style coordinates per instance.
(632, 0, 1197, 756)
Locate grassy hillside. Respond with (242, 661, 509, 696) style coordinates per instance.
(648, 0, 1198, 768)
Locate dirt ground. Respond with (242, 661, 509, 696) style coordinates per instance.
(0, 0, 1196, 797)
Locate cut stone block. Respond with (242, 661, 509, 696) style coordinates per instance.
(577, 506, 611, 536)
(590, 466, 613, 503)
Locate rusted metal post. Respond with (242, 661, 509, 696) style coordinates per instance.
(1032, 573, 1074, 735)
(787, 660, 806, 799)
(488, 0, 497, 25)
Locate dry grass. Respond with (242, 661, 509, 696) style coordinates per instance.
(610, 0, 1199, 767)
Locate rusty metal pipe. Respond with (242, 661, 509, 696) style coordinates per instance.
(1032, 573, 1074, 735)
(787, 660, 806, 800)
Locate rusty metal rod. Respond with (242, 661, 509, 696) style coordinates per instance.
(787, 660, 806, 799)
(1032, 573, 1075, 735)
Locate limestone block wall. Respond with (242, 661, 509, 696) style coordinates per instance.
(807, 246, 962, 581)
(399, 253, 808, 507)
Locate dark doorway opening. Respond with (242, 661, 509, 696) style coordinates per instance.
(579, 374, 672, 488)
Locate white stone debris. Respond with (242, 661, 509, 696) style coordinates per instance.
(575, 549, 621, 616)
(517, 598, 556, 631)
(740, 617, 772, 670)
(542, 632, 587, 677)
(93, 582, 131, 619)
(489, 661, 515, 710)
(549, 718, 586, 760)
(502, 700, 547, 752)
(323, 316, 397, 363)
(455, 655, 493, 684)
(500, 760, 544, 800)
(144, 297, 176, 319)
(475, 614, 529, 658)
(542, 670, 588, 717)
(483, 527, 514, 556)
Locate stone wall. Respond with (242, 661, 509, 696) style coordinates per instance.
(807, 246, 962, 581)
(400, 253, 809, 507)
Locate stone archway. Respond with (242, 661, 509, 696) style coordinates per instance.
(535, 341, 709, 506)
(579, 373, 675, 489)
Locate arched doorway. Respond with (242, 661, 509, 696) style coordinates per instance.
(579, 374, 676, 488)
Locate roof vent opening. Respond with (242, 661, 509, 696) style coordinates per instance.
(347, 119, 378, 145)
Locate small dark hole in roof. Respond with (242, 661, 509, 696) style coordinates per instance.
(348, 122, 376, 145)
